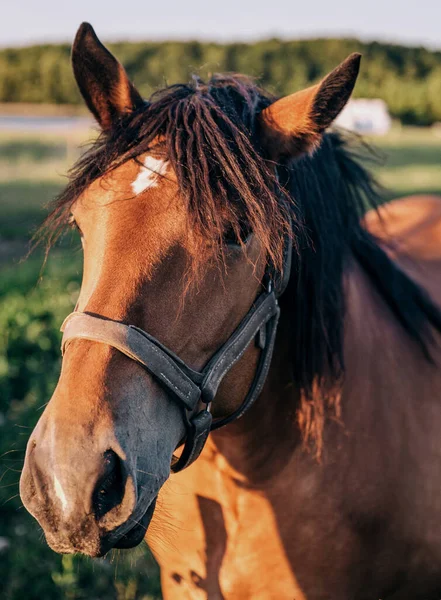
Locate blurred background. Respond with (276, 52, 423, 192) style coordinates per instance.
(1, 1, 440, 598)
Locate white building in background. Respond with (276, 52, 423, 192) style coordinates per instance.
(334, 98, 392, 135)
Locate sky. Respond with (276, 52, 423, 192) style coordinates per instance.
(1, 0, 440, 49)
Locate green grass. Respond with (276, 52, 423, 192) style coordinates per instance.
(0, 129, 93, 182)
(0, 139, 66, 162)
(0, 180, 63, 239)
(0, 250, 82, 298)
(369, 126, 441, 196)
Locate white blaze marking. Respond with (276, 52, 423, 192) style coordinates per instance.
(53, 473, 68, 512)
(131, 156, 168, 194)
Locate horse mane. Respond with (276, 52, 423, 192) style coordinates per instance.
(285, 133, 441, 451)
(38, 73, 441, 452)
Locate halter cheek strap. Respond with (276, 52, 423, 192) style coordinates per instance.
(60, 288, 280, 472)
(61, 212, 292, 472)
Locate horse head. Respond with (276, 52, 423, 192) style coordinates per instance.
(20, 22, 359, 556)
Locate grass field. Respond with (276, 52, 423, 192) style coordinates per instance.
(370, 126, 441, 196)
(0, 123, 440, 600)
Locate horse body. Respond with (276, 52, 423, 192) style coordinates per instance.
(18, 23, 441, 600)
(156, 195, 441, 600)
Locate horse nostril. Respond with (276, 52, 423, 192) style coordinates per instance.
(92, 450, 126, 520)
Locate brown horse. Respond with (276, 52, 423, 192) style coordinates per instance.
(19, 23, 441, 600)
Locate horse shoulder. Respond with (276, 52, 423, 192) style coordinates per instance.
(150, 438, 304, 599)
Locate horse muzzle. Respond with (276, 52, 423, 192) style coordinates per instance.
(20, 435, 161, 556)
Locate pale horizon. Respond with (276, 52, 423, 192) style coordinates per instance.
(1, 0, 440, 50)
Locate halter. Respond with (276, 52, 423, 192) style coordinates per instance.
(60, 232, 292, 472)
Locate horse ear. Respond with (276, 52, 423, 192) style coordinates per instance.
(72, 22, 144, 130)
(259, 53, 361, 160)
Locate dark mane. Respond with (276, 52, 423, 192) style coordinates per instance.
(38, 74, 441, 451)
(284, 133, 441, 450)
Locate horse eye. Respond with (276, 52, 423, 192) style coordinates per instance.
(68, 215, 83, 237)
(223, 223, 252, 247)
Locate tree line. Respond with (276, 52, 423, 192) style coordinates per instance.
(0, 37, 441, 125)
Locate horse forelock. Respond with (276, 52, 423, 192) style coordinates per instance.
(35, 74, 293, 275)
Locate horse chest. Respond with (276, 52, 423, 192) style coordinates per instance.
(149, 442, 305, 600)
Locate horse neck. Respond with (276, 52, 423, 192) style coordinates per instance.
(211, 302, 302, 482)
(208, 253, 375, 483)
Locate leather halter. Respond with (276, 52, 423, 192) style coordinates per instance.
(60, 233, 292, 472)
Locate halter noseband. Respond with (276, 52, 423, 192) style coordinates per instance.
(60, 233, 292, 472)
